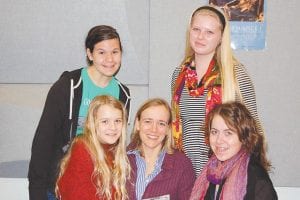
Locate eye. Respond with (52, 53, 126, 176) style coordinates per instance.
(158, 121, 168, 128)
(224, 130, 234, 136)
(100, 119, 109, 124)
(192, 27, 200, 32)
(143, 119, 152, 124)
(210, 129, 218, 135)
(113, 50, 120, 54)
(115, 119, 123, 124)
(98, 51, 105, 55)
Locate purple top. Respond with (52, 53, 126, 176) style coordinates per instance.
(126, 150, 196, 200)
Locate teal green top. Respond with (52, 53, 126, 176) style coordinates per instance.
(76, 67, 120, 135)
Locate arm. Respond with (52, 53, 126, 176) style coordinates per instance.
(235, 64, 264, 135)
(177, 153, 196, 200)
(28, 76, 69, 200)
(58, 142, 98, 200)
(246, 156, 278, 200)
(254, 179, 278, 200)
(171, 66, 180, 98)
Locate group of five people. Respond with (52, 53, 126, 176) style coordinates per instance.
(28, 4, 277, 200)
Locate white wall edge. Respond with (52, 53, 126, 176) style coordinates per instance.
(0, 178, 299, 199)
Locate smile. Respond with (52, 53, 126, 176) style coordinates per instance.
(146, 134, 159, 140)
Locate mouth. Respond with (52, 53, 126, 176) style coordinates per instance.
(195, 41, 206, 47)
(103, 65, 116, 69)
(215, 146, 228, 154)
(146, 134, 159, 140)
(105, 132, 118, 137)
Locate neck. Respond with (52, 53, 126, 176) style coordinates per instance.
(194, 53, 215, 69)
(87, 66, 112, 87)
(141, 144, 162, 164)
(194, 53, 215, 80)
(141, 144, 163, 177)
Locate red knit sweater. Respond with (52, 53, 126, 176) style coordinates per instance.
(57, 140, 116, 200)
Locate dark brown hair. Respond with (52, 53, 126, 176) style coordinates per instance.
(205, 102, 271, 171)
(85, 25, 122, 65)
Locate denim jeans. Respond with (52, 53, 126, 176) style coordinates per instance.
(47, 190, 58, 200)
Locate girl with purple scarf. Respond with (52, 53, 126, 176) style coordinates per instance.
(190, 102, 277, 200)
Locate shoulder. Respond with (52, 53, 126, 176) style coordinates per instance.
(69, 138, 91, 160)
(171, 66, 182, 90)
(126, 150, 137, 168)
(234, 63, 255, 95)
(246, 157, 278, 199)
(127, 152, 136, 162)
(248, 157, 268, 178)
(114, 77, 130, 99)
(166, 150, 193, 169)
(172, 66, 182, 78)
(60, 68, 82, 80)
(234, 63, 252, 80)
(119, 81, 130, 95)
(118, 80, 129, 91)
(50, 68, 82, 92)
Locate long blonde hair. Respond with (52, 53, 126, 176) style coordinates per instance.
(129, 98, 174, 154)
(182, 5, 241, 102)
(56, 95, 130, 199)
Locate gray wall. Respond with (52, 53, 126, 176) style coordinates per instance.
(0, 0, 299, 187)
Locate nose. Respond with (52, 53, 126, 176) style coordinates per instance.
(215, 133, 224, 144)
(105, 53, 113, 62)
(151, 122, 158, 132)
(197, 31, 205, 39)
(109, 121, 117, 130)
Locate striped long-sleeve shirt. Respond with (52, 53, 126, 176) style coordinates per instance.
(171, 63, 261, 176)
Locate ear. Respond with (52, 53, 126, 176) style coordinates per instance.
(86, 48, 93, 61)
(165, 125, 171, 136)
(134, 118, 140, 131)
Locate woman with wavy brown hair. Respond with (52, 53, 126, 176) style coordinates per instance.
(190, 102, 277, 200)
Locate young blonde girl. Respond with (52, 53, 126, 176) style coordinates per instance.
(56, 95, 130, 200)
(171, 5, 264, 176)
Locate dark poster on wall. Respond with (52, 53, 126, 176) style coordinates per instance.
(209, 0, 266, 50)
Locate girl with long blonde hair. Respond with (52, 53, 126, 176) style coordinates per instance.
(56, 95, 130, 200)
(171, 5, 263, 176)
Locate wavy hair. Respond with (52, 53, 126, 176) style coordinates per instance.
(182, 5, 241, 102)
(205, 102, 271, 171)
(129, 98, 174, 154)
(56, 95, 130, 199)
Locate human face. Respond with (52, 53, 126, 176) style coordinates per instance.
(96, 104, 123, 145)
(189, 13, 223, 57)
(136, 105, 170, 152)
(209, 115, 242, 161)
(87, 38, 122, 78)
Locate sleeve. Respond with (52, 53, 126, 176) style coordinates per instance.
(118, 82, 131, 122)
(58, 142, 98, 200)
(28, 75, 70, 200)
(254, 179, 278, 200)
(171, 66, 180, 98)
(235, 64, 264, 135)
(177, 153, 196, 200)
(246, 157, 278, 200)
(124, 85, 131, 122)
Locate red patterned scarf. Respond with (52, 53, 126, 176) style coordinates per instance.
(171, 58, 222, 151)
(189, 149, 250, 200)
